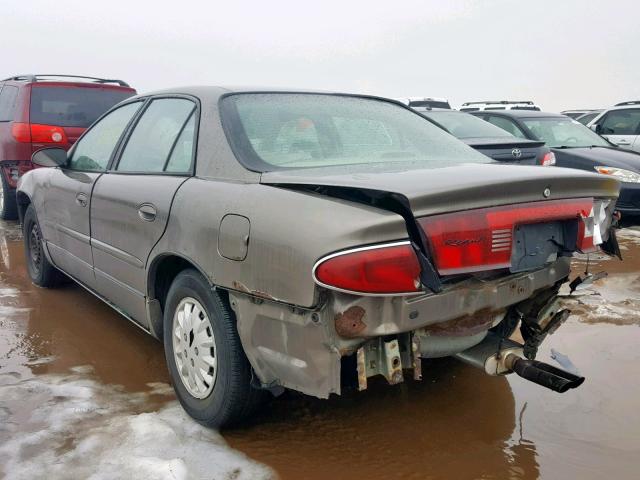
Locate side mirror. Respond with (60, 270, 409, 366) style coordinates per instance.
(590, 123, 602, 134)
(32, 147, 68, 167)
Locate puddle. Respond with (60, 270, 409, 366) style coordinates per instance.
(1, 221, 640, 479)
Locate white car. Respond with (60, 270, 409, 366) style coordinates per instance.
(459, 100, 541, 112)
(394, 96, 451, 109)
(587, 101, 640, 152)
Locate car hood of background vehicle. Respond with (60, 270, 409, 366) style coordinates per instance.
(260, 163, 619, 217)
(554, 146, 640, 172)
(461, 137, 545, 149)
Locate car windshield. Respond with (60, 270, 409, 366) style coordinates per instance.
(521, 117, 610, 148)
(221, 93, 490, 172)
(30, 86, 135, 128)
(425, 111, 513, 139)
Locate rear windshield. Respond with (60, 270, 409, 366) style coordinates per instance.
(221, 93, 489, 172)
(424, 111, 513, 139)
(30, 86, 135, 127)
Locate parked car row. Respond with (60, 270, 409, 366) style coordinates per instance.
(1, 74, 625, 427)
(400, 96, 640, 218)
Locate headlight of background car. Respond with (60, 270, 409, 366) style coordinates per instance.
(594, 166, 640, 183)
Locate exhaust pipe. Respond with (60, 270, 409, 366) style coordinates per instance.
(455, 332, 585, 392)
(503, 353, 584, 392)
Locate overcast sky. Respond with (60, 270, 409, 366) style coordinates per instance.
(1, 0, 638, 111)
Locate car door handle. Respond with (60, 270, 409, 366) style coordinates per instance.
(138, 203, 157, 222)
(617, 140, 631, 145)
(76, 192, 88, 207)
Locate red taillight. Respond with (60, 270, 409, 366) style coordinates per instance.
(541, 152, 556, 166)
(313, 242, 421, 294)
(419, 199, 594, 275)
(11, 123, 68, 144)
(11, 123, 31, 143)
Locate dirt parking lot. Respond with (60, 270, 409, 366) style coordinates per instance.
(1, 220, 639, 479)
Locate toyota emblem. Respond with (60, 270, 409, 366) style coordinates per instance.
(511, 148, 522, 159)
(543, 187, 551, 198)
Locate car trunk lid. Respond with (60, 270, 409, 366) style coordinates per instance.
(260, 163, 619, 218)
(462, 138, 545, 162)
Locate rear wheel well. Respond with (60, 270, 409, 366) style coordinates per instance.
(151, 255, 201, 310)
(148, 255, 225, 340)
(16, 191, 31, 224)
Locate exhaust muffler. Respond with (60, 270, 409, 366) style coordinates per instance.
(454, 332, 584, 392)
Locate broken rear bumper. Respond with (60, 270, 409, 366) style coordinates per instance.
(330, 256, 571, 340)
(230, 257, 571, 399)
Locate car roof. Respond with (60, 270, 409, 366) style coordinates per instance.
(130, 86, 415, 104)
(472, 109, 567, 119)
(2, 74, 132, 89)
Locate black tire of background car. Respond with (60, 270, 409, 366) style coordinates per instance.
(163, 269, 268, 428)
(0, 173, 18, 220)
(23, 204, 63, 287)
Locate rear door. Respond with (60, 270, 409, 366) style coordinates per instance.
(597, 108, 640, 151)
(43, 101, 143, 287)
(90, 96, 197, 325)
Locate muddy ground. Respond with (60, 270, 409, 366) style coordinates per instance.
(1, 220, 639, 479)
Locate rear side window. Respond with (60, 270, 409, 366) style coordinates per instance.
(29, 86, 135, 128)
(69, 102, 142, 172)
(116, 98, 196, 173)
(576, 112, 599, 125)
(486, 116, 527, 139)
(0, 86, 19, 122)
(600, 109, 640, 135)
(165, 113, 197, 172)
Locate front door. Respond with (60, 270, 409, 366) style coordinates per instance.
(43, 101, 143, 287)
(90, 96, 197, 325)
(598, 108, 640, 152)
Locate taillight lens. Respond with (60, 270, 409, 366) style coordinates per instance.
(11, 123, 68, 144)
(419, 198, 595, 275)
(541, 152, 556, 166)
(313, 242, 421, 294)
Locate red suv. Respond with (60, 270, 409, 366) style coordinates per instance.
(0, 75, 136, 219)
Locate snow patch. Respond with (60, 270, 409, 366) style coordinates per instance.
(0, 371, 274, 480)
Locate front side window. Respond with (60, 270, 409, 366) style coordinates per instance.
(486, 116, 527, 139)
(68, 102, 141, 171)
(221, 93, 488, 172)
(0, 86, 19, 122)
(600, 109, 640, 135)
(521, 117, 610, 148)
(116, 98, 196, 173)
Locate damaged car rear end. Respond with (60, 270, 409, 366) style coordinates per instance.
(258, 164, 618, 396)
(219, 92, 620, 408)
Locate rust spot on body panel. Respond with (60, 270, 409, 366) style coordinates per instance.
(422, 309, 503, 337)
(334, 306, 367, 338)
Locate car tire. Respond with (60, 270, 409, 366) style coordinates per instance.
(163, 269, 267, 428)
(23, 204, 62, 287)
(0, 172, 18, 221)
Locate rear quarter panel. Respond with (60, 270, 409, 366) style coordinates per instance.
(148, 178, 408, 307)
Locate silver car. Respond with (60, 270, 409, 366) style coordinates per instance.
(18, 87, 621, 427)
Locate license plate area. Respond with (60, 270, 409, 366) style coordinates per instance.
(510, 221, 567, 273)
